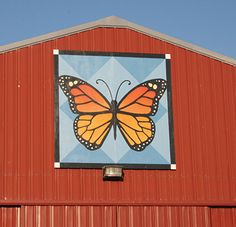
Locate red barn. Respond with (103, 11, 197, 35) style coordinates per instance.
(0, 16, 235, 226)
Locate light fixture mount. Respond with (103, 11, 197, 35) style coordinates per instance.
(103, 165, 124, 181)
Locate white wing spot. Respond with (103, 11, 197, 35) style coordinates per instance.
(153, 84, 157, 90)
(69, 82, 74, 87)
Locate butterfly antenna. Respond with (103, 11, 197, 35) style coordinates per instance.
(115, 80, 131, 101)
(96, 79, 113, 100)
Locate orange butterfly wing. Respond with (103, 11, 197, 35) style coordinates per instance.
(117, 79, 167, 151)
(118, 79, 167, 116)
(74, 113, 112, 150)
(59, 75, 111, 114)
(117, 113, 155, 151)
(59, 75, 112, 150)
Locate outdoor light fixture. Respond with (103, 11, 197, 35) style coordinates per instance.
(103, 166, 124, 181)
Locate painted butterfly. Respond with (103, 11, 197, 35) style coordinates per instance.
(59, 75, 167, 151)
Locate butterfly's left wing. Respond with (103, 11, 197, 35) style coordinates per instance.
(74, 113, 113, 150)
(59, 75, 111, 114)
(58, 75, 113, 150)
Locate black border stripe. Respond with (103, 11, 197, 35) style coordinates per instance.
(54, 53, 60, 162)
(58, 50, 166, 59)
(59, 163, 172, 170)
(166, 59, 176, 164)
(54, 51, 176, 169)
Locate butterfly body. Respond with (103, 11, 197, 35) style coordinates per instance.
(110, 100, 118, 140)
(59, 75, 167, 151)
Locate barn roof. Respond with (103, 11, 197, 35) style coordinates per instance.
(0, 16, 235, 66)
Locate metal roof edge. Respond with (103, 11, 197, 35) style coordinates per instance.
(0, 16, 235, 66)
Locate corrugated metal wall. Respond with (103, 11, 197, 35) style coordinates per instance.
(0, 206, 20, 227)
(0, 27, 235, 225)
(2, 206, 235, 227)
(210, 207, 236, 227)
(0, 206, 209, 227)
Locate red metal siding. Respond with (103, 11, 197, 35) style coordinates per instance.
(1, 205, 235, 227)
(210, 208, 236, 227)
(1, 206, 236, 227)
(5, 205, 229, 227)
(117, 206, 211, 227)
(0, 207, 20, 227)
(0, 28, 236, 206)
(21, 206, 116, 227)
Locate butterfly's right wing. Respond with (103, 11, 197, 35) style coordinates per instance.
(74, 113, 113, 150)
(117, 113, 155, 151)
(116, 79, 167, 151)
(118, 79, 167, 116)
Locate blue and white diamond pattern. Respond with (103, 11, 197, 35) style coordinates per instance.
(58, 54, 171, 164)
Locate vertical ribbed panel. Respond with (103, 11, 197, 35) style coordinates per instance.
(1, 206, 222, 227)
(211, 208, 236, 227)
(0, 27, 235, 205)
(117, 206, 211, 227)
(0, 207, 20, 227)
(21, 206, 116, 227)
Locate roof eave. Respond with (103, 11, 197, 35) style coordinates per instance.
(0, 16, 235, 66)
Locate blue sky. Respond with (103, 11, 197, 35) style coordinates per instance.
(1, 0, 235, 59)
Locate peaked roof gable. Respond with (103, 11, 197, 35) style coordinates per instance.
(0, 16, 235, 66)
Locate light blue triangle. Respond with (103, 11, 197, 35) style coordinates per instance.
(60, 102, 77, 121)
(115, 56, 164, 82)
(60, 55, 110, 80)
(152, 103, 167, 122)
(118, 146, 169, 164)
(62, 144, 115, 163)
